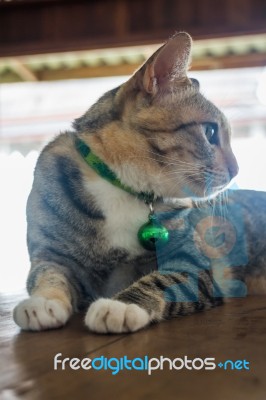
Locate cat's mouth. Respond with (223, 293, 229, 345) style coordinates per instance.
(185, 171, 236, 200)
(167, 179, 230, 202)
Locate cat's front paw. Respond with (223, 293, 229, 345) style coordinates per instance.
(13, 296, 71, 331)
(85, 298, 150, 334)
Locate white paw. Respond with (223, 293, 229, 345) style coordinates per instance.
(85, 298, 150, 334)
(13, 296, 71, 331)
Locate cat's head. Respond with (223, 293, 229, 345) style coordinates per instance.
(78, 32, 238, 201)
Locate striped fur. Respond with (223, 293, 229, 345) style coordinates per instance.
(13, 32, 266, 333)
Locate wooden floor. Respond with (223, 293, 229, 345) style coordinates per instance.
(1, 292, 266, 400)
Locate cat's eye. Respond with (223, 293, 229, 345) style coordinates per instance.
(203, 123, 218, 145)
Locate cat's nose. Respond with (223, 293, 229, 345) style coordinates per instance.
(228, 156, 239, 180)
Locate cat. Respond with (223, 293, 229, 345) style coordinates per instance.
(13, 32, 266, 333)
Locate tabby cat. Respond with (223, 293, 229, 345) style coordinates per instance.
(13, 32, 266, 333)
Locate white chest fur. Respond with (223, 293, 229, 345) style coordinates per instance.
(85, 179, 149, 254)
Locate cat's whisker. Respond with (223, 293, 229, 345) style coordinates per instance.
(205, 176, 218, 206)
(146, 149, 202, 165)
(146, 149, 206, 168)
(217, 192, 223, 220)
(155, 171, 204, 186)
(153, 174, 198, 191)
(203, 175, 213, 200)
(127, 154, 202, 172)
(154, 166, 204, 185)
(163, 175, 209, 197)
(158, 169, 203, 177)
(220, 190, 229, 221)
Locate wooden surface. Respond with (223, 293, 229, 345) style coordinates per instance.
(1, 292, 266, 400)
(1, 0, 266, 57)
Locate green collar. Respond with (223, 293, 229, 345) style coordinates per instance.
(75, 138, 155, 204)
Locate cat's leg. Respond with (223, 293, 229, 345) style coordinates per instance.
(85, 270, 221, 333)
(13, 263, 75, 331)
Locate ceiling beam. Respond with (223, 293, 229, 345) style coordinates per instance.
(9, 58, 38, 81)
(1, 0, 266, 57)
(191, 52, 266, 71)
(36, 63, 141, 81)
(1, 51, 266, 84)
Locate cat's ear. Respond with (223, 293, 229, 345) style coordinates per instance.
(142, 32, 192, 95)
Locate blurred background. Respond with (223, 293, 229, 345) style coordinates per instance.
(1, 0, 266, 291)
